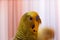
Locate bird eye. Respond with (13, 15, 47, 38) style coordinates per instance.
(30, 17, 32, 20)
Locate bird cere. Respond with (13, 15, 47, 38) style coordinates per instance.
(14, 11, 54, 40)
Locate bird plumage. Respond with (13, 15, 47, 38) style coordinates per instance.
(14, 11, 41, 40)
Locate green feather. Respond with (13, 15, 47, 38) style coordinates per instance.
(14, 12, 39, 40)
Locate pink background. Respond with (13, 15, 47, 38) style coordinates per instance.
(0, 0, 60, 40)
(8, 1, 23, 40)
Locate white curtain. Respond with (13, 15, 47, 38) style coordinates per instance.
(0, 1, 8, 40)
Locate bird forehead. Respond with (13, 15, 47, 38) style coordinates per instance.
(27, 11, 38, 18)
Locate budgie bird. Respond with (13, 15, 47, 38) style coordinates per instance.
(14, 11, 41, 40)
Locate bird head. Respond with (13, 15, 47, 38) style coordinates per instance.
(20, 11, 41, 35)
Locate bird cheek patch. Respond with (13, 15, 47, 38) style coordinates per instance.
(31, 24, 37, 32)
(32, 24, 36, 32)
(33, 30, 37, 32)
(32, 24, 35, 29)
(33, 30, 35, 32)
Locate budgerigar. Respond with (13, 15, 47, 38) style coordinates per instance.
(14, 11, 41, 40)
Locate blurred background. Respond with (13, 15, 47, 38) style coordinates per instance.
(0, 0, 60, 40)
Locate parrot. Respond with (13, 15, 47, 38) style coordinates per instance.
(13, 11, 41, 40)
(38, 27, 54, 40)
